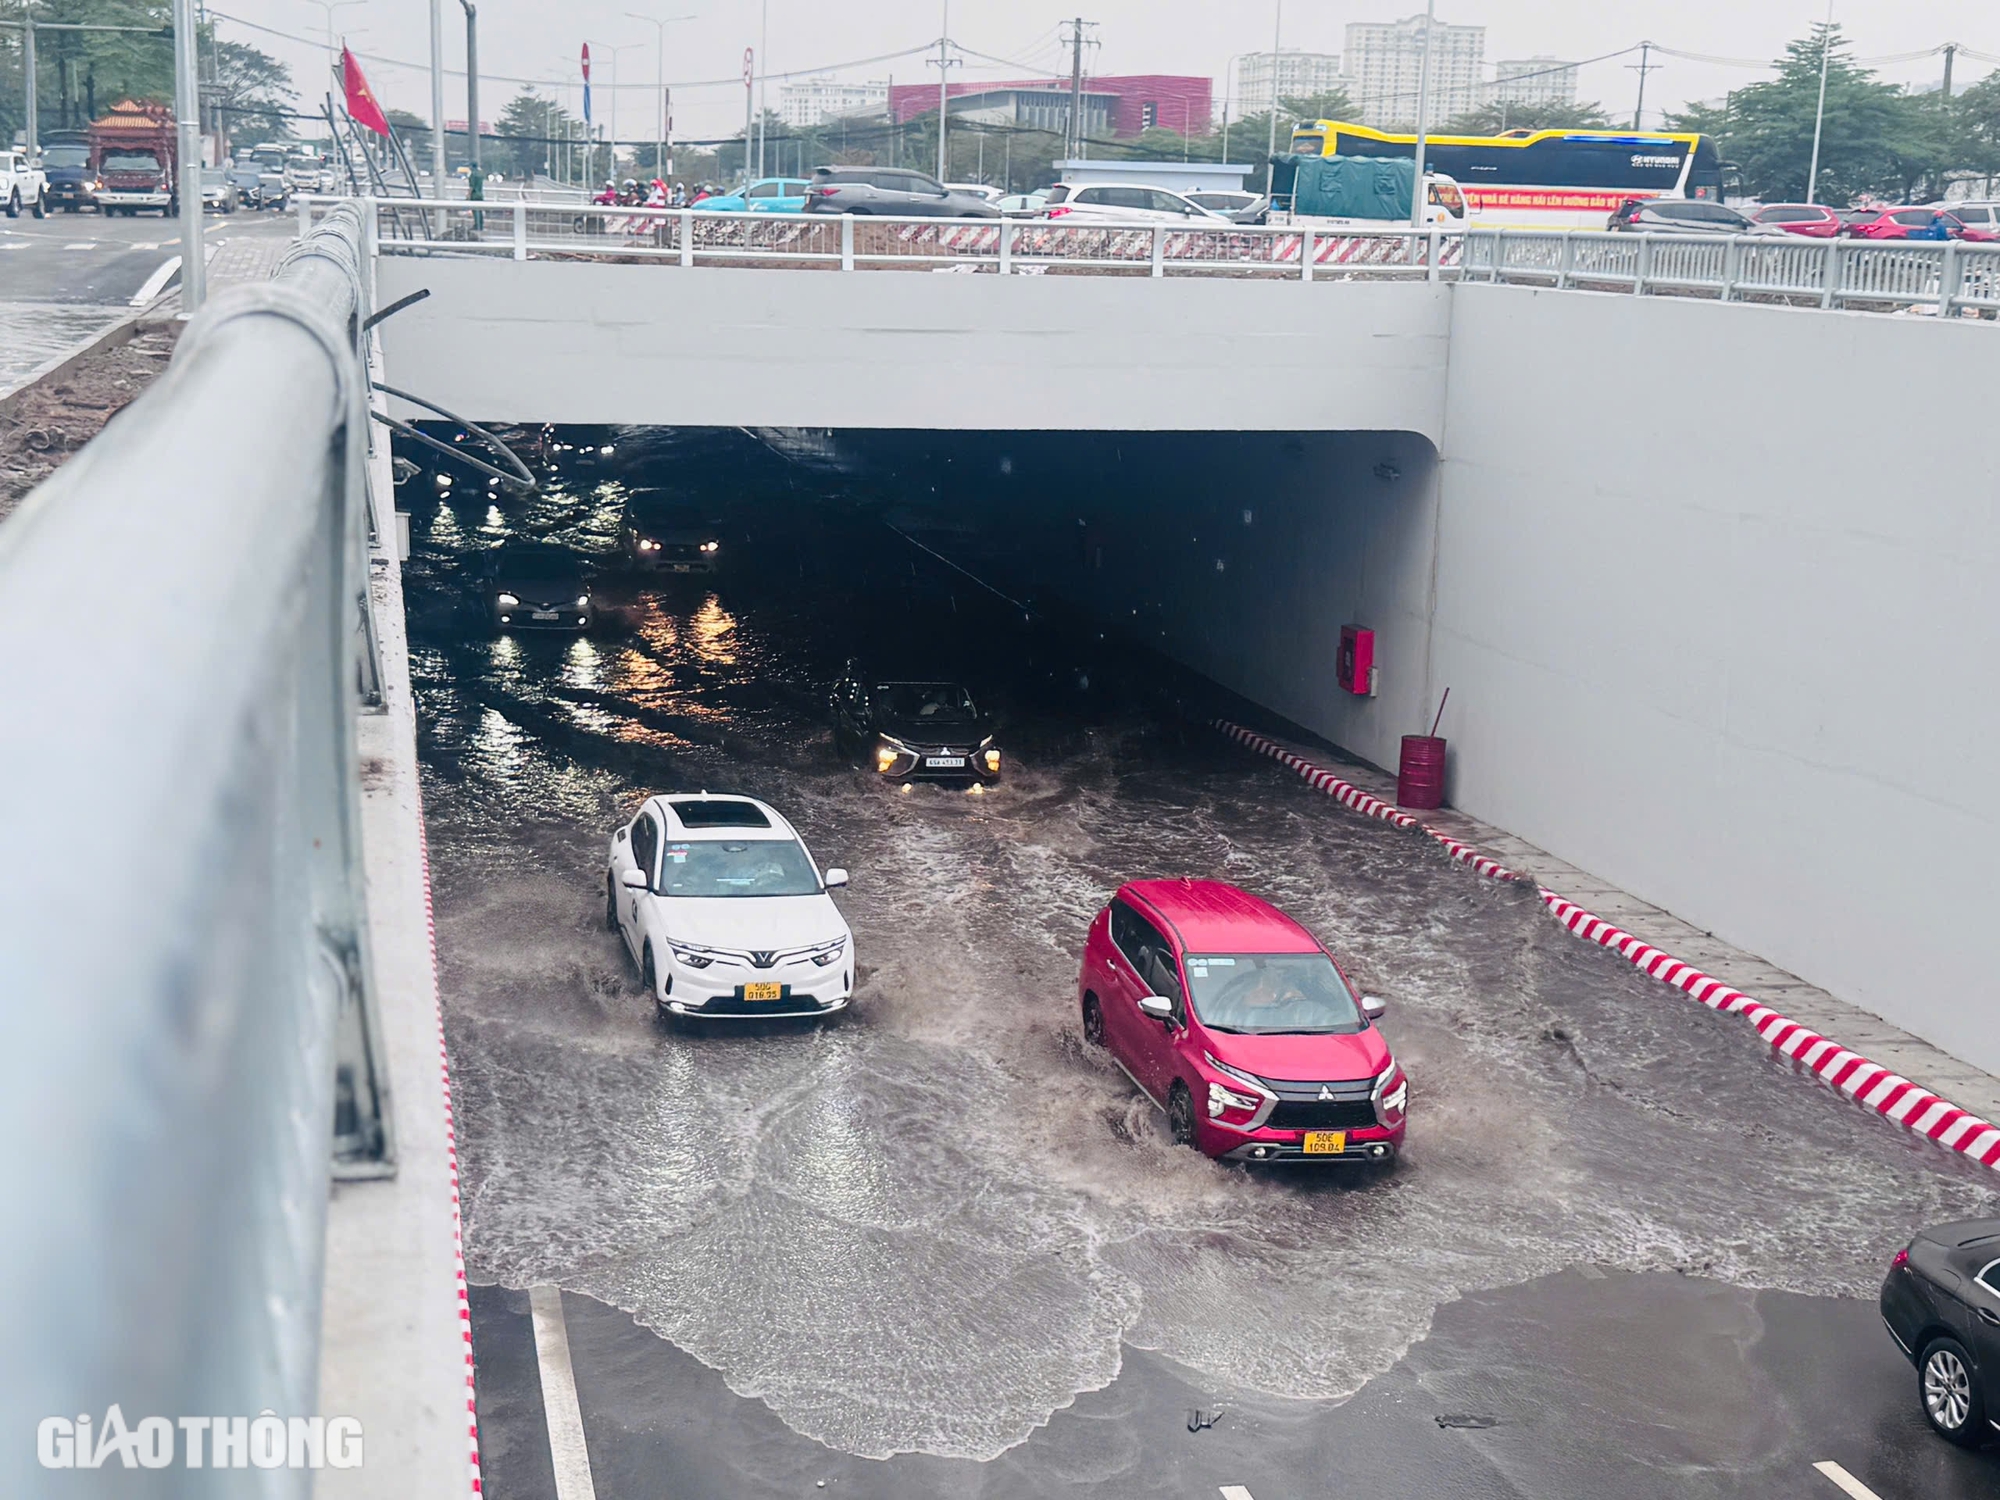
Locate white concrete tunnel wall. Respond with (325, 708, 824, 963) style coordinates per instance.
(377, 259, 1999, 1076)
(1436, 285, 2000, 1075)
(373, 259, 1452, 435)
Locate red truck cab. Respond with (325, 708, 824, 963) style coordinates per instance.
(90, 100, 177, 217)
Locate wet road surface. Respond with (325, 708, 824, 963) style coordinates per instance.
(406, 427, 2000, 1496)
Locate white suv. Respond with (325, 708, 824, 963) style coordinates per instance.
(607, 793, 854, 1023)
(1042, 183, 1229, 224)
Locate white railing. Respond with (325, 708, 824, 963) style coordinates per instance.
(296, 195, 2000, 314)
(298, 196, 1458, 280)
(1463, 228, 2000, 317)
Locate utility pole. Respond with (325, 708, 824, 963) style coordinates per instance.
(1062, 16, 1094, 160)
(427, 0, 448, 191)
(932, 0, 955, 181)
(1805, 3, 1833, 204)
(757, 0, 768, 177)
(458, 0, 479, 172)
(1264, 0, 1282, 193)
(743, 47, 754, 185)
(20, 3, 37, 159)
(1408, 0, 1433, 227)
(172, 0, 202, 311)
(1942, 42, 1957, 100)
(1628, 40, 1656, 129)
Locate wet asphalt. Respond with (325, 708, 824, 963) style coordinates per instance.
(405, 426, 2000, 1497)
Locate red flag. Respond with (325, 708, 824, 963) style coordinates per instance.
(342, 47, 392, 137)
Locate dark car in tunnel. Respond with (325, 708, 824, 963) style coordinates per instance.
(483, 541, 596, 631)
(829, 667, 1001, 784)
(1881, 1217, 2000, 1446)
(621, 491, 725, 574)
(1078, 879, 1407, 1166)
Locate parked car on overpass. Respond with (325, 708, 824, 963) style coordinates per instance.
(1841, 206, 1956, 240)
(995, 191, 1048, 217)
(1077, 878, 1406, 1166)
(1749, 202, 1841, 237)
(1879, 1216, 2000, 1446)
(1185, 189, 1270, 224)
(802, 167, 1000, 218)
(1607, 199, 1780, 235)
(695, 177, 813, 213)
(944, 182, 1003, 204)
(1040, 183, 1230, 224)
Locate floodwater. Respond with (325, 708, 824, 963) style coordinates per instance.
(0, 301, 123, 396)
(413, 427, 1997, 1463)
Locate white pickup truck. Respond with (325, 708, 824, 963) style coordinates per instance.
(1, 149, 48, 219)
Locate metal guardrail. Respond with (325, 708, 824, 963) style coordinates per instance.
(1464, 227, 2000, 316)
(298, 194, 2000, 315)
(0, 202, 384, 1493)
(300, 196, 1457, 279)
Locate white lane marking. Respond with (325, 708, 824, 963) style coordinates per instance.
(133, 241, 160, 250)
(1813, 1461, 1884, 1500)
(0, 242, 26, 251)
(63, 242, 97, 250)
(1219, 1489, 1257, 1500)
(529, 1285, 599, 1500)
(128, 255, 181, 305)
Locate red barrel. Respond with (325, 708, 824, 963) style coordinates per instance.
(1397, 734, 1447, 810)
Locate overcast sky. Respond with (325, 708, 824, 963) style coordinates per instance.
(219, 0, 1996, 143)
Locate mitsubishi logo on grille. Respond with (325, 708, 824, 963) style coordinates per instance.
(1318, 1085, 1337, 1101)
(751, 950, 778, 969)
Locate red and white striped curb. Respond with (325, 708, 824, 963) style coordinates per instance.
(1212, 717, 2000, 1173)
(417, 811, 484, 1495)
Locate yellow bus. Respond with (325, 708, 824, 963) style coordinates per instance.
(1288, 121, 1729, 229)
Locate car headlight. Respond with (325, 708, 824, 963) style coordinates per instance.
(1207, 1079, 1259, 1118)
(1372, 1058, 1408, 1121)
(875, 735, 914, 772)
(575, 594, 591, 608)
(636, 537, 657, 551)
(982, 747, 1001, 773)
(497, 592, 519, 607)
(809, 937, 847, 967)
(700, 539, 720, 553)
(668, 943, 715, 969)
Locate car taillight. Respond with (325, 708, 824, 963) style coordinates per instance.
(1047, 204, 1072, 217)
(816, 186, 840, 197)
(1891, 1246, 1910, 1271)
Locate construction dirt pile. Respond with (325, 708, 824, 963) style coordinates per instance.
(0, 322, 181, 525)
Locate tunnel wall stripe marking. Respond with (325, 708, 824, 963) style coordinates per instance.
(1210, 718, 1999, 1176)
(417, 811, 485, 1496)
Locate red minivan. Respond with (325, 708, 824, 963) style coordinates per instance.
(1078, 878, 1407, 1165)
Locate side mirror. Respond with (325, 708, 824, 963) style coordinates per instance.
(1136, 994, 1174, 1021)
(1361, 994, 1387, 1020)
(620, 868, 649, 891)
(823, 867, 849, 889)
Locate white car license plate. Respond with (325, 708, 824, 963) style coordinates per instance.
(531, 609, 560, 620)
(925, 756, 966, 768)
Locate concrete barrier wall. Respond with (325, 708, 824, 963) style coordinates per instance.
(1434, 286, 2000, 1074)
(374, 259, 1451, 437)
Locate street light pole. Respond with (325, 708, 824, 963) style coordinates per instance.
(427, 0, 448, 191)
(626, 13, 693, 181)
(757, 0, 768, 177)
(22, 5, 37, 159)
(458, 0, 479, 172)
(1805, 1, 1834, 205)
(935, 0, 951, 182)
(1264, 0, 1281, 194)
(1408, 0, 1436, 227)
(172, 0, 203, 312)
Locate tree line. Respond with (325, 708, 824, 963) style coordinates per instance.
(0, 0, 298, 149)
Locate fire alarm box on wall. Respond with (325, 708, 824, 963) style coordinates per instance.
(1337, 625, 1376, 697)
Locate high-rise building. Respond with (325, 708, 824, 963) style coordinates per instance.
(1343, 14, 1485, 128)
(779, 77, 890, 129)
(1490, 57, 1578, 110)
(1234, 51, 1344, 117)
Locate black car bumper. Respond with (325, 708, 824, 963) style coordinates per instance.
(494, 604, 594, 631)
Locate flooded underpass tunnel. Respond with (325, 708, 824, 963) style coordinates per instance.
(404, 425, 2000, 1499)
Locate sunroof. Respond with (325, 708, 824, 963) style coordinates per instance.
(669, 799, 771, 829)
